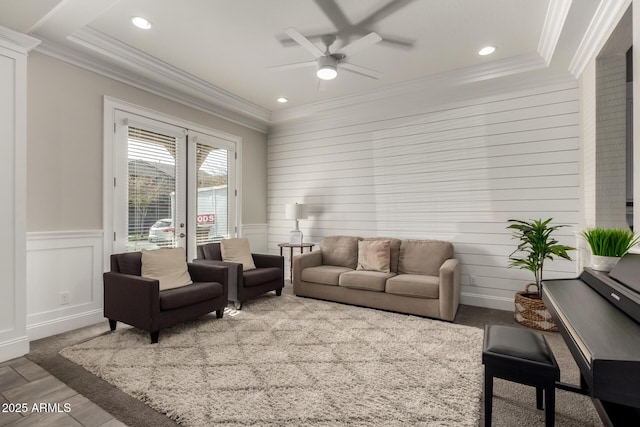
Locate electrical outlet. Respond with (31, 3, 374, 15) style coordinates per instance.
(470, 276, 477, 286)
(59, 291, 70, 305)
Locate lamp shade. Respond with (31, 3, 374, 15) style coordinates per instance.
(285, 203, 306, 220)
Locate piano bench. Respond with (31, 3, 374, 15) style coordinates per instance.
(482, 325, 560, 427)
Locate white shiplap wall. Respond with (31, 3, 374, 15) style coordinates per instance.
(268, 81, 580, 310)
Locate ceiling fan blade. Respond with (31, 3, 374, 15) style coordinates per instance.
(336, 32, 382, 57)
(340, 62, 383, 79)
(283, 27, 324, 58)
(268, 60, 316, 71)
(314, 0, 351, 31)
(357, 0, 417, 27)
(317, 78, 328, 92)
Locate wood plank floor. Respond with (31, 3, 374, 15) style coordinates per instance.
(0, 357, 126, 427)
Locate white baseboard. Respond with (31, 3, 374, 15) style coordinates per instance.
(27, 309, 104, 341)
(460, 292, 514, 311)
(0, 336, 30, 362)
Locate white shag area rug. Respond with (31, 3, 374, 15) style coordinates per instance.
(60, 294, 484, 426)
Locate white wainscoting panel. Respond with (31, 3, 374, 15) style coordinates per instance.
(26, 231, 105, 340)
(240, 224, 268, 254)
(268, 81, 581, 311)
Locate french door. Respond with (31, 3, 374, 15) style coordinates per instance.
(112, 109, 236, 259)
(188, 130, 237, 253)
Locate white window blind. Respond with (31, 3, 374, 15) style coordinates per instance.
(127, 126, 178, 249)
(195, 142, 229, 244)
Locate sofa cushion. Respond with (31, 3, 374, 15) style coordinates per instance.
(356, 240, 391, 273)
(398, 239, 453, 276)
(301, 265, 353, 286)
(221, 238, 256, 271)
(363, 237, 402, 273)
(320, 236, 361, 268)
(339, 270, 395, 292)
(243, 267, 282, 287)
(385, 274, 440, 299)
(141, 247, 193, 291)
(159, 281, 223, 311)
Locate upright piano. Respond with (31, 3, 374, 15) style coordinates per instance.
(542, 253, 640, 426)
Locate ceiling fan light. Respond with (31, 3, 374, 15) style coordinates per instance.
(317, 66, 337, 80)
(316, 56, 338, 80)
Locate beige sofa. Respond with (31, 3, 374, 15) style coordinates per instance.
(292, 236, 461, 321)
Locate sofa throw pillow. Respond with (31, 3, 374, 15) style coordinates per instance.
(141, 247, 193, 291)
(356, 240, 391, 273)
(220, 237, 256, 271)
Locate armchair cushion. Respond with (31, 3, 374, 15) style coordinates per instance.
(159, 281, 224, 311)
(220, 238, 256, 271)
(243, 267, 282, 287)
(114, 251, 143, 276)
(141, 247, 193, 291)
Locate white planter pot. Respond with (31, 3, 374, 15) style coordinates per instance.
(590, 255, 620, 272)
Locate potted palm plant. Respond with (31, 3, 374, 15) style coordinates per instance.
(581, 227, 640, 272)
(507, 218, 575, 331)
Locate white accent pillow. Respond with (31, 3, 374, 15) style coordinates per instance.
(221, 238, 256, 271)
(141, 247, 193, 291)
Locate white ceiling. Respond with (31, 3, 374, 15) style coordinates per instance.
(0, 0, 608, 127)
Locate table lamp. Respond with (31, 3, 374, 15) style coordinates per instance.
(285, 203, 306, 244)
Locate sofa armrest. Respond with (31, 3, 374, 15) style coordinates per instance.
(187, 263, 229, 298)
(252, 253, 285, 270)
(292, 250, 322, 284)
(438, 258, 461, 321)
(103, 272, 159, 322)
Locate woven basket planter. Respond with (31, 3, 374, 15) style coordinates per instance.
(514, 283, 557, 332)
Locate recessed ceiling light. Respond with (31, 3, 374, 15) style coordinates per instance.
(478, 46, 496, 56)
(131, 16, 152, 30)
(276, 97, 289, 103)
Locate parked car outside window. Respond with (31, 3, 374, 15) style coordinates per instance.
(148, 219, 174, 245)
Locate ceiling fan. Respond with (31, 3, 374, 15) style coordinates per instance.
(270, 27, 383, 82)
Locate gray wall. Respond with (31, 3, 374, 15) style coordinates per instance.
(27, 52, 267, 232)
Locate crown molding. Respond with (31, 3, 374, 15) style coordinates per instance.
(36, 27, 270, 133)
(0, 25, 40, 53)
(568, 0, 631, 77)
(68, 27, 270, 128)
(538, 0, 572, 65)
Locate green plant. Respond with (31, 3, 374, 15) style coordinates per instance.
(507, 218, 575, 297)
(581, 227, 640, 257)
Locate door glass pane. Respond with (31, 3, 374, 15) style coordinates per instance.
(196, 143, 230, 245)
(128, 126, 178, 251)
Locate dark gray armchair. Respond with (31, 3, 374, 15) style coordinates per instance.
(196, 243, 284, 310)
(104, 251, 228, 343)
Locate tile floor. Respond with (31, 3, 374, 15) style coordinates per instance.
(0, 357, 125, 427)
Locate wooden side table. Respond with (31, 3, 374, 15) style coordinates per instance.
(278, 243, 315, 280)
